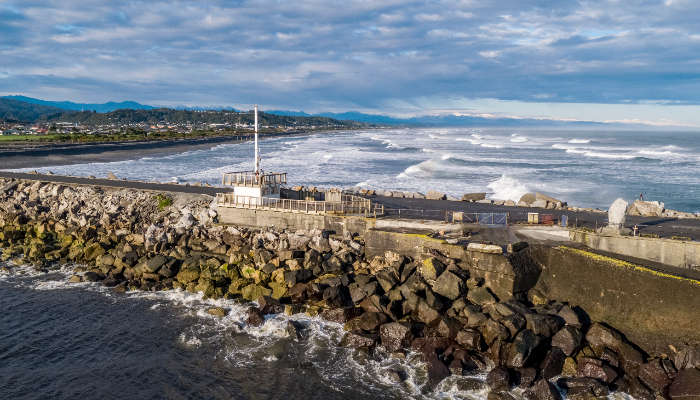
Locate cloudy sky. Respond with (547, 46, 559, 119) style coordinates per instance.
(1, 0, 699, 125)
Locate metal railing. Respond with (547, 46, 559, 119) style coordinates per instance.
(382, 209, 509, 226)
(221, 171, 287, 187)
(216, 193, 384, 217)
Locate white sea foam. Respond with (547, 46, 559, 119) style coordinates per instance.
(510, 135, 528, 143)
(487, 174, 530, 202)
(568, 138, 591, 144)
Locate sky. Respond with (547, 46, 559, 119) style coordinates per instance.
(1, 0, 699, 126)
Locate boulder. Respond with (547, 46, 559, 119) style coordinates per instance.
(585, 323, 644, 371)
(627, 200, 665, 217)
(431, 270, 464, 300)
(607, 198, 628, 228)
(556, 377, 609, 398)
(525, 379, 562, 400)
(638, 359, 673, 393)
(506, 329, 539, 368)
(456, 329, 482, 349)
(340, 332, 377, 348)
(551, 326, 583, 356)
(525, 313, 564, 338)
(468, 286, 497, 306)
(486, 366, 511, 391)
(576, 357, 618, 383)
(207, 307, 228, 317)
(420, 257, 445, 281)
(379, 322, 413, 352)
(540, 348, 566, 379)
(246, 307, 265, 327)
(462, 193, 487, 202)
(426, 191, 447, 201)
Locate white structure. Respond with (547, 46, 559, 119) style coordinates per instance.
(220, 105, 287, 206)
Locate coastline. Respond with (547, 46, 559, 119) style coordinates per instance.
(0, 130, 322, 170)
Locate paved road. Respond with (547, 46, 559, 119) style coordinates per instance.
(370, 195, 700, 241)
(1, 171, 698, 240)
(0, 171, 230, 197)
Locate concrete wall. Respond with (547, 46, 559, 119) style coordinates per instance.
(570, 229, 700, 269)
(531, 245, 700, 354)
(217, 206, 372, 235)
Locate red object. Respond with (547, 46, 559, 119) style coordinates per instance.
(540, 214, 554, 225)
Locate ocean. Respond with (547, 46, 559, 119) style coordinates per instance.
(11, 127, 700, 213)
(1, 127, 697, 399)
(0, 264, 490, 399)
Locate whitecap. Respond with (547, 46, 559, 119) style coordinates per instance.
(568, 138, 591, 144)
(487, 174, 530, 202)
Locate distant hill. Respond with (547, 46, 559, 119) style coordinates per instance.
(0, 97, 364, 127)
(0, 98, 66, 122)
(1, 95, 155, 113)
(268, 110, 609, 127)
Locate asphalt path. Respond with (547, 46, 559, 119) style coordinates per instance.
(369, 195, 700, 241)
(0, 171, 229, 197)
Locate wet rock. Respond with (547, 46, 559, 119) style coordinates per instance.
(576, 357, 618, 383)
(669, 367, 700, 400)
(585, 323, 644, 371)
(514, 367, 537, 388)
(556, 377, 609, 398)
(69, 274, 82, 283)
(673, 345, 700, 370)
(456, 329, 482, 350)
(482, 319, 510, 346)
(241, 284, 272, 301)
(524, 379, 562, 400)
(525, 313, 563, 338)
(83, 271, 104, 282)
(358, 312, 388, 332)
(340, 332, 377, 349)
(246, 307, 265, 327)
(487, 366, 511, 391)
(638, 359, 673, 393)
(557, 305, 583, 328)
(143, 254, 168, 273)
(416, 298, 441, 325)
(286, 320, 306, 340)
(540, 348, 566, 379)
(379, 322, 413, 352)
(176, 268, 200, 284)
(320, 307, 363, 324)
(431, 270, 464, 300)
(207, 307, 228, 317)
(425, 351, 451, 387)
(387, 368, 408, 383)
(551, 326, 583, 356)
(506, 329, 539, 368)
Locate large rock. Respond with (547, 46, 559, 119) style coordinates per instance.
(426, 191, 447, 201)
(585, 323, 644, 371)
(506, 329, 539, 368)
(486, 366, 511, 391)
(431, 271, 464, 300)
(669, 368, 700, 400)
(607, 198, 628, 229)
(627, 200, 665, 217)
(551, 326, 583, 356)
(379, 322, 413, 352)
(525, 379, 562, 400)
(462, 193, 487, 202)
(420, 257, 445, 281)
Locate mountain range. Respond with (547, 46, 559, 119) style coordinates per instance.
(0, 95, 654, 128)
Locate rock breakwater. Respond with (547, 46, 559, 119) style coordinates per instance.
(0, 177, 697, 400)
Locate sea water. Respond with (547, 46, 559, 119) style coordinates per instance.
(10, 127, 700, 213)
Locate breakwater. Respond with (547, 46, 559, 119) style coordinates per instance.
(1, 177, 698, 400)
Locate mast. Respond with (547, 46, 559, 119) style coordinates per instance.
(254, 105, 259, 174)
(255, 104, 260, 174)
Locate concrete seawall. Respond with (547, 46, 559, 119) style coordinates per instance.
(530, 244, 700, 353)
(569, 229, 700, 270)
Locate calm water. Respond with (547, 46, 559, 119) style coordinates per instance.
(10, 128, 700, 213)
(0, 264, 490, 400)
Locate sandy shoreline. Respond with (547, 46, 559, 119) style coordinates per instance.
(0, 131, 316, 170)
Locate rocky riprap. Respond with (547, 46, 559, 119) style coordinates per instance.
(1, 177, 698, 400)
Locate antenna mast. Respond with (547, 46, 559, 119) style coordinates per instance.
(254, 105, 260, 174)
